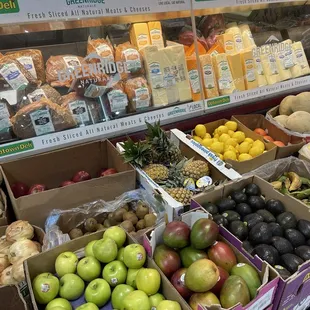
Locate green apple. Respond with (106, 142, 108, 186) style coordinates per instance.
(111, 284, 134, 309)
(45, 298, 72, 310)
(126, 268, 140, 288)
(157, 300, 181, 310)
(85, 278, 111, 307)
(136, 268, 161, 295)
(76, 303, 99, 310)
(59, 274, 85, 300)
(149, 293, 165, 308)
(85, 240, 97, 257)
(102, 260, 127, 287)
(93, 238, 118, 263)
(32, 273, 59, 304)
(77, 256, 101, 282)
(123, 244, 146, 269)
(121, 290, 151, 310)
(55, 251, 78, 278)
(103, 226, 126, 248)
(46, 307, 67, 310)
(117, 247, 125, 262)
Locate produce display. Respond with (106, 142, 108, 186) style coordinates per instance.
(153, 218, 262, 309)
(253, 128, 286, 147)
(31, 227, 182, 310)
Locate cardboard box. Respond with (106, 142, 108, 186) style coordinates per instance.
(143, 209, 279, 310)
(24, 230, 189, 310)
(193, 176, 310, 310)
(1, 140, 136, 228)
(0, 224, 45, 310)
(232, 115, 305, 159)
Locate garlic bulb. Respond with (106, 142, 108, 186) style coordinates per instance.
(0, 236, 12, 255)
(12, 258, 25, 283)
(8, 240, 39, 264)
(0, 254, 10, 273)
(0, 266, 18, 285)
(6, 220, 34, 242)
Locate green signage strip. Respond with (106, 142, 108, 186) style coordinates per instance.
(207, 96, 230, 108)
(0, 141, 34, 157)
(0, 0, 19, 14)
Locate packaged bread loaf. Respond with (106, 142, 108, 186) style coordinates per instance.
(0, 97, 16, 143)
(6, 49, 45, 83)
(11, 98, 76, 139)
(115, 42, 144, 80)
(124, 76, 152, 113)
(87, 37, 114, 63)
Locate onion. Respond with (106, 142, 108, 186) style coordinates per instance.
(8, 240, 38, 264)
(0, 254, 10, 273)
(33, 241, 42, 253)
(12, 259, 25, 283)
(6, 220, 34, 242)
(0, 236, 13, 255)
(0, 266, 18, 285)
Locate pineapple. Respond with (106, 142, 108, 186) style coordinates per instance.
(182, 159, 210, 181)
(143, 164, 169, 182)
(166, 188, 193, 205)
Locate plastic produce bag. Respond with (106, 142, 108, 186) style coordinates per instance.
(43, 189, 165, 251)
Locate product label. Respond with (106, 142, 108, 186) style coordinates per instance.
(189, 69, 200, 94)
(17, 56, 37, 78)
(278, 50, 294, 70)
(224, 40, 235, 54)
(84, 84, 109, 98)
(0, 63, 28, 90)
(244, 30, 255, 45)
(203, 64, 216, 89)
(134, 87, 150, 109)
(27, 88, 47, 103)
(254, 57, 264, 75)
(149, 62, 164, 88)
(95, 44, 114, 62)
(294, 48, 307, 69)
(234, 34, 244, 51)
(29, 108, 55, 136)
(218, 61, 232, 90)
(108, 89, 128, 112)
(163, 66, 176, 88)
(69, 100, 90, 124)
(0, 102, 11, 131)
(122, 48, 141, 72)
(150, 28, 163, 47)
(245, 59, 256, 82)
(268, 54, 278, 75)
(137, 34, 149, 47)
(0, 0, 20, 14)
(63, 56, 81, 70)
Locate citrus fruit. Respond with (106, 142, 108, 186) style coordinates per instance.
(232, 131, 246, 144)
(238, 154, 253, 162)
(224, 145, 237, 153)
(228, 130, 235, 137)
(249, 146, 263, 157)
(225, 121, 238, 132)
(217, 126, 229, 135)
(204, 133, 212, 139)
(244, 138, 254, 145)
(274, 141, 285, 147)
(193, 136, 203, 143)
(254, 128, 267, 136)
(195, 125, 207, 138)
(210, 142, 224, 154)
(214, 134, 220, 139)
(202, 138, 213, 148)
(213, 138, 219, 143)
(219, 134, 230, 143)
(253, 140, 265, 151)
(264, 135, 274, 142)
(224, 151, 237, 161)
(225, 138, 238, 148)
(239, 142, 251, 154)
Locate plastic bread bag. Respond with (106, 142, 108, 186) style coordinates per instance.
(43, 188, 165, 251)
(0, 96, 16, 143)
(86, 36, 115, 64)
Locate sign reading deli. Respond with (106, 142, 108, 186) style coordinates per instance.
(0, 0, 19, 14)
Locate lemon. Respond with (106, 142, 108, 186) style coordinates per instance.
(217, 125, 229, 135)
(213, 129, 219, 135)
(253, 140, 265, 151)
(213, 138, 219, 143)
(224, 145, 237, 153)
(219, 133, 230, 143)
(239, 153, 253, 162)
(219, 154, 224, 160)
(232, 131, 246, 144)
(244, 138, 254, 145)
(201, 138, 213, 148)
(225, 121, 238, 132)
(193, 136, 203, 143)
(204, 133, 212, 139)
(249, 146, 263, 157)
(195, 124, 207, 139)
(225, 138, 238, 148)
(239, 141, 251, 154)
(210, 142, 224, 154)
(214, 133, 220, 139)
(224, 150, 237, 161)
(228, 130, 235, 137)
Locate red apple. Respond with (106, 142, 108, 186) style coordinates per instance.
(60, 181, 75, 187)
(72, 171, 91, 182)
(11, 182, 29, 198)
(28, 184, 46, 194)
(210, 266, 229, 296)
(99, 168, 117, 176)
(171, 268, 193, 299)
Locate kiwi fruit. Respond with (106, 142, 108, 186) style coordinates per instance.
(84, 218, 98, 232)
(121, 220, 135, 233)
(108, 213, 119, 226)
(136, 219, 146, 231)
(69, 228, 83, 239)
(103, 219, 112, 228)
(144, 214, 157, 227)
(114, 208, 127, 222)
(136, 203, 149, 220)
(96, 224, 104, 231)
(123, 212, 138, 225)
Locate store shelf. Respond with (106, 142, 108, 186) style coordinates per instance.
(0, 75, 309, 163)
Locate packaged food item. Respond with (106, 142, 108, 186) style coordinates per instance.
(105, 81, 129, 117)
(86, 37, 115, 63)
(11, 98, 77, 139)
(124, 76, 152, 113)
(0, 97, 15, 143)
(240, 49, 259, 90)
(227, 53, 246, 91)
(223, 33, 236, 55)
(291, 41, 310, 78)
(186, 55, 202, 101)
(130, 23, 151, 50)
(6, 49, 45, 83)
(46, 55, 84, 87)
(148, 21, 165, 49)
(260, 47, 282, 85)
(207, 42, 225, 57)
(226, 22, 244, 52)
(115, 42, 144, 80)
(239, 24, 256, 49)
(185, 41, 207, 57)
(274, 40, 293, 81)
(252, 50, 268, 87)
(27, 84, 63, 105)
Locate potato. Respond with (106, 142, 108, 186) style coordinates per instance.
(274, 115, 288, 127)
(285, 111, 310, 133)
(291, 92, 310, 113)
(279, 95, 297, 116)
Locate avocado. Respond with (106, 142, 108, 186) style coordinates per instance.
(236, 203, 252, 218)
(281, 253, 304, 273)
(216, 198, 236, 213)
(274, 265, 291, 280)
(244, 213, 264, 230)
(245, 183, 261, 196)
(284, 229, 306, 248)
(222, 210, 241, 223)
(265, 199, 285, 216)
(297, 219, 310, 239)
(256, 210, 276, 223)
(249, 222, 272, 245)
(254, 244, 279, 266)
(247, 196, 265, 211)
(277, 212, 297, 230)
(230, 190, 248, 204)
(243, 240, 254, 255)
(268, 222, 284, 237)
(270, 236, 293, 255)
(229, 221, 248, 241)
(295, 245, 310, 261)
(201, 202, 219, 215)
(213, 214, 229, 227)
